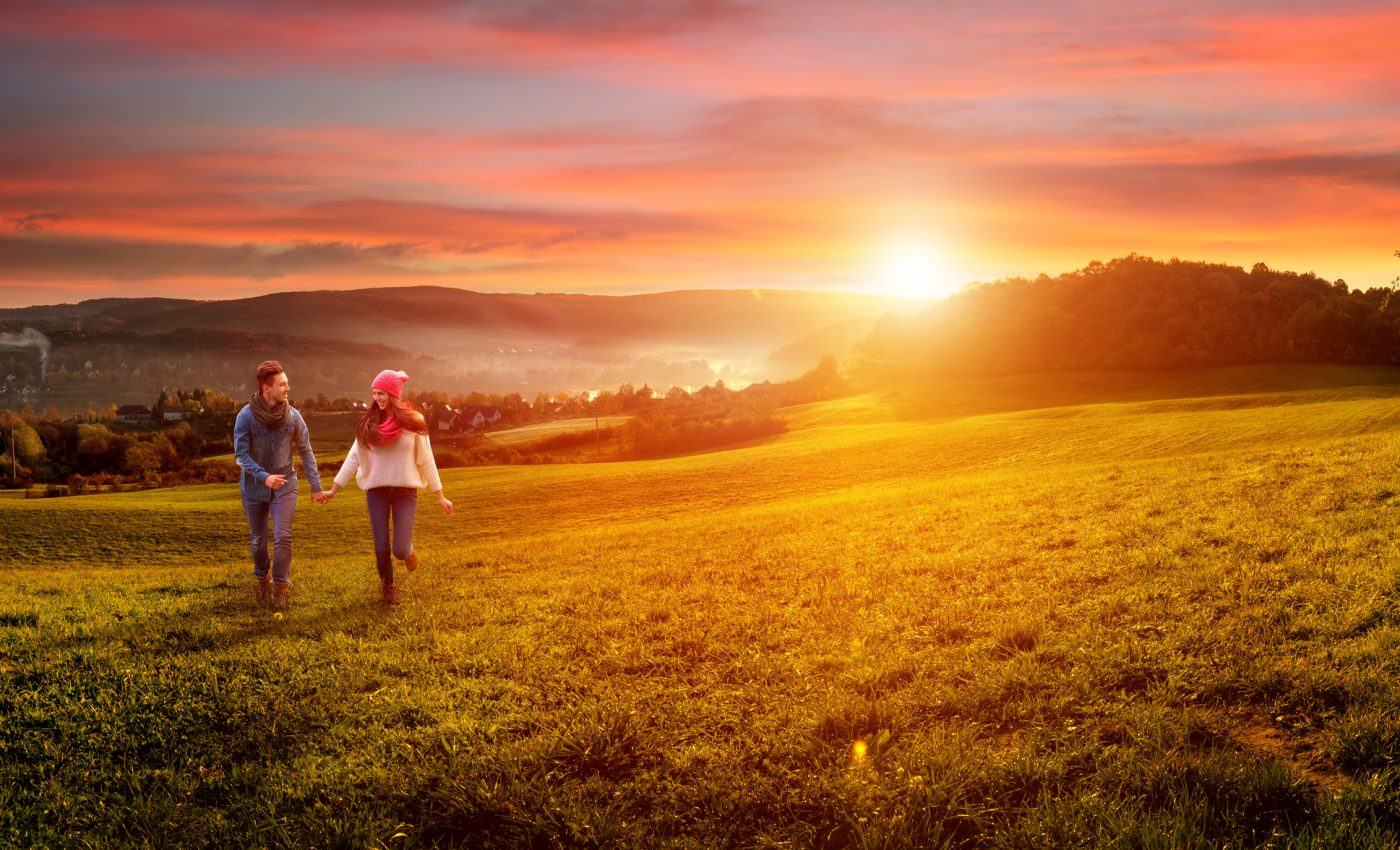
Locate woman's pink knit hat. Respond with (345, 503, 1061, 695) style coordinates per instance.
(371, 369, 409, 399)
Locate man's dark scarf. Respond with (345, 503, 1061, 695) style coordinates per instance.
(250, 391, 288, 430)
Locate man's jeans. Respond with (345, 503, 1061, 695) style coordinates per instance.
(244, 485, 297, 585)
(366, 486, 417, 586)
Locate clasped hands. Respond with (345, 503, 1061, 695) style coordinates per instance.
(297, 487, 447, 512)
(264, 474, 333, 504)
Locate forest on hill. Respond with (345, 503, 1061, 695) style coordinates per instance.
(852, 255, 1400, 379)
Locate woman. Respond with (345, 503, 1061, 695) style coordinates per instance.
(323, 369, 453, 604)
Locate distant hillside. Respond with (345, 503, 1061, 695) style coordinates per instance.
(851, 255, 1400, 381)
(0, 286, 913, 354)
(40, 326, 425, 394)
(762, 317, 877, 381)
(0, 286, 918, 405)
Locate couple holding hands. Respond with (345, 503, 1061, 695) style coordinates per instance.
(233, 360, 454, 609)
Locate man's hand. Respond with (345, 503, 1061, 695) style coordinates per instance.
(311, 491, 332, 505)
(266, 474, 288, 490)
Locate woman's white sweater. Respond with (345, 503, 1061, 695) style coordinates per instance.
(333, 431, 443, 493)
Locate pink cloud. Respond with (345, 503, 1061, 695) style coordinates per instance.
(3, 0, 1399, 304)
(7, 1, 1399, 103)
(2, 0, 755, 80)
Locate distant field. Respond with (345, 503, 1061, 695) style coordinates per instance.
(301, 410, 362, 464)
(3, 364, 1400, 848)
(205, 413, 629, 466)
(303, 410, 362, 445)
(198, 411, 362, 465)
(483, 415, 631, 446)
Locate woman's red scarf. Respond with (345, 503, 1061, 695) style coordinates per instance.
(377, 414, 403, 443)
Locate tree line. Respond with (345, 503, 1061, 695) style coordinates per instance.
(1, 406, 234, 495)
(852, 255, 1400, 378)
(1, 358, 850, 493)
(619, 355, 843, 459)
(419, 357, 847, 465)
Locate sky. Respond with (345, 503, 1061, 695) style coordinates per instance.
(2, 0, 1399, 308)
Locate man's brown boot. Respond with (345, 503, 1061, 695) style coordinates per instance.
(270, 582, 289, 610)
(381, 582, 399, 605)
(254, 576, 271, 606)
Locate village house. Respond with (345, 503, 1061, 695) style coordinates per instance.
(446, 405, 503, 432)
(116, 404, 152, 422)
(552, 398, 587, 417)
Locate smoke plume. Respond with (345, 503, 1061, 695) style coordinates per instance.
(0, 327, 51, 381)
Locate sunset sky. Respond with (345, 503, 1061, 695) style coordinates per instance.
(2, 0, 1398, 308)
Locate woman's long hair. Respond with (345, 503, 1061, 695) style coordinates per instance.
(356, 394, 428, 450)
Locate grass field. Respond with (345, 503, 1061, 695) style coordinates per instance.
(200, 412, 362, 466)
(483, 415, 631, 447)
(275, 413, 629, 462)
(3, 364, 1400, 848)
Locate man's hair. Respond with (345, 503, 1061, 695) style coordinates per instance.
(255, 360, 285, 389)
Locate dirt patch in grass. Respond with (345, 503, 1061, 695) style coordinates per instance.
(1227, 711, 1346, 794)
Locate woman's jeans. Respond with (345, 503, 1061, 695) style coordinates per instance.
(243, 485, 297, 585)
(366, 486, 418, 586)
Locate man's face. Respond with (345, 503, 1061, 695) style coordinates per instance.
(263, 372, 290, 404)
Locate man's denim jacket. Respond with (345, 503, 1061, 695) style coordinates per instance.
(233, 404, 323, 501)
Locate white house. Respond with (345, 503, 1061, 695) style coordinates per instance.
(433, 405, 457, 433)
(455, 405, 503, 432)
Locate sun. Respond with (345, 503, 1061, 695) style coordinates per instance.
(873, 241, 965, 301)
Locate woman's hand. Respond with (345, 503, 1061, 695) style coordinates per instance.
(438, 492, 454, 516)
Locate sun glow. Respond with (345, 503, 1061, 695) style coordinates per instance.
(873, 239, 965, 301)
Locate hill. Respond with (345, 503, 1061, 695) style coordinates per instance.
(851, 255, 1400, 382)
(0, 286, 918, 409)
(96, 287, 916, 353)
(762, 316, 878, 381)
(3, 364, 1400, 846)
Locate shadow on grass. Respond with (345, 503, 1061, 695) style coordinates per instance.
(48, 572, 406, 656)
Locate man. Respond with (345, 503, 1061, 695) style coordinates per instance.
(233, 360, 326, 610)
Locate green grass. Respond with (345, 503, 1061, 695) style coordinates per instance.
(4, 364, 1400, 848)
(190, 412, 627, 464)
(201, 411, 362, 465)
(484, 415, 631, 447)
(302, 411, 363, 445)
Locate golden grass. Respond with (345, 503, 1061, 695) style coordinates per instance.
(5, 364, 1400, 847)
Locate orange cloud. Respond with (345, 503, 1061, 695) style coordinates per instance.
(3, 1, 1399, 306)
